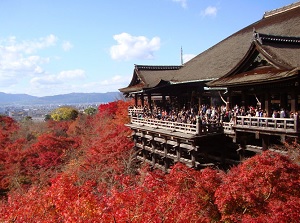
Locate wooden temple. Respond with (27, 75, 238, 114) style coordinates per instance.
(119, 2, 300, 171)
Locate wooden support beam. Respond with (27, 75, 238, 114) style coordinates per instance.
(141, 93, 145, 107)
(262, 135, 270, 151)
(134, 94, 138, 106)
(264, 93, 271, 117)
(290, 91, 298, 113)
(152, 154, 156, 167)
(147, 93, 152, 112)
(191, 150, 196, 167)
(176, 140, 181, 162)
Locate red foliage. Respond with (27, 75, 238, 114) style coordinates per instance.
(24, 133, 80, 170)
(0, 115, 18, 150)
(46, 120, 72, 136)
(100, 164, 223, 222)
(215, 151, 300, 222)
(98, 101, 118, 118)
(0, 101, 300, 222)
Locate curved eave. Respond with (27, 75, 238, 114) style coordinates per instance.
(207, 67, 299, 88)
(253, 40, 294, 70)
(118, 83, 145, 93)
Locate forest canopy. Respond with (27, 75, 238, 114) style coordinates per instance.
(0, 101, 299, 222)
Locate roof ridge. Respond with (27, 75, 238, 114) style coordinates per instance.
(135, 65, 182, 70)
(263, 1, 300, 18)
(254, 32, 300, 44)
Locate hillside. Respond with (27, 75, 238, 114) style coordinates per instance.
(0, 100, 299, 222)
(0, 92, 121, 105)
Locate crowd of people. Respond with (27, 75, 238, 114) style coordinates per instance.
(129, 103, 298, 125)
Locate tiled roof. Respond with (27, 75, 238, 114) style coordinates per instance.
(119, 65, 181, 93)
(135, 65, 182, 70)
(208, 31, 300, 87)
(175, 3, 300, 83)
(207, 67, 298, 87)
(120, 2, 300, 93)
(263, 1, 300, 18)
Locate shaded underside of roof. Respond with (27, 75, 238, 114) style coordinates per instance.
(208, 66, 299, 87)
(175, 5, 300, 82)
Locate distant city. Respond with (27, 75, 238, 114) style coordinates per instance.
(0, 103, 102, 122)
(0, 91, 121, 121)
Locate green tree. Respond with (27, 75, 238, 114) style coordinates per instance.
(50, 106, 79, 121)
(84, 107, 97, 116)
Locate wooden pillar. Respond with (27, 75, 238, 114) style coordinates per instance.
(290, 92, 298, 113)
(142, 132, 146, 162)
(134, 94, 138, 106)
(163, 137, 169, 172)
(226, 91, 231, 111)
(260, 94, 265, 110)
(237, 132, 246, 161)
(141, 93, 145, 107)
(196, 116, 202, 135)
(280, 93, 287, 109)
(151, 134, 156, 167)
(198, 95, 202, 115)
(191, 150, 196, 168)
(147, 93, 153, 111)
(262, 135, 269, 151)
(162, 94, 166, 110)
(241, 90, 247, 109)
(176, 140, 181, 162)
(264, 93, 271, 117)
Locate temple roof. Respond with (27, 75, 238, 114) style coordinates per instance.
(118, 65, 181, 93)
(207, 32, 300, 87)
(175, 3, 300, 83)
(120, 2, 300, 94)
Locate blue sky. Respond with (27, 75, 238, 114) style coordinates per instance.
(0, 0, 298, 96)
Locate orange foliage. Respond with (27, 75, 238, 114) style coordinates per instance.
(0, 101, 300, 222)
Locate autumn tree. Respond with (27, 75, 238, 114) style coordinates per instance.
(50, 106, 79, 121)
(215, 151, 300, 222)
(1, 100, 299, 222)
(84, 107, 97, 116)
(0, 115, 18, 150)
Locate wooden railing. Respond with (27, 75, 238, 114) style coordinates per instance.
(223, 121, 234, 134)
(128, 108, 144, 116)
(130, 116, 223, 135)
(128, 108, 299, 135)
(235, 116, 299, 133)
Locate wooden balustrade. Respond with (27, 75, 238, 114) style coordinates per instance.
(130, 116, 223, 135)
(128, 108, 299, 135)
(235, 116, 299, 133)
(128, 108, 144, 116)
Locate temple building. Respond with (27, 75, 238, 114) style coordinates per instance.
(119, 2, 300, 171)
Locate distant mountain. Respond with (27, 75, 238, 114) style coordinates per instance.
(0, 92, 38, 104)
(0, 92, 122, 105)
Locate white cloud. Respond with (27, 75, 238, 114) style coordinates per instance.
(3, 34, 58, 54)
(0, 47, 48, 87)
(57, 69, 85, 80)
(0, 35, 75, 91)
(201, 6, 218, 17)
(110, 33, 161, 61)
(0, 35, 58, 87)
(62, 41, 73, 51)
(172, 0, 187, 8)
(183, 54, 196, 63)
(30, 69, 86, 86)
